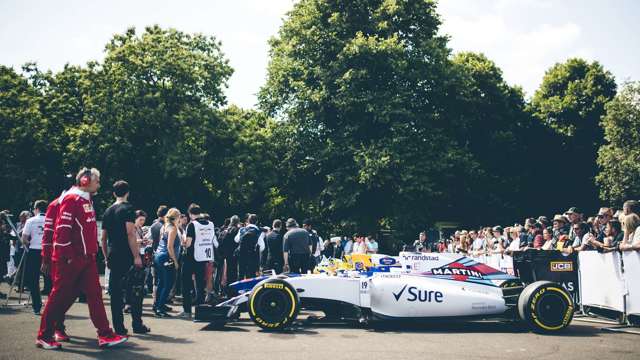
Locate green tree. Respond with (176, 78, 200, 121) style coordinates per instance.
(529, 58, 616, 212)
(448, 52, 547, 224)
(596, 81, 640, 203)
(62, 26, 235, 213)
(213, 106, 280, 217)
(0, 65, 60, 210)
(260, 0, 478, 240)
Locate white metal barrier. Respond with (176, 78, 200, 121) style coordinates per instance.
(623, 251, 640, 316)
(578, 251, 626, 313)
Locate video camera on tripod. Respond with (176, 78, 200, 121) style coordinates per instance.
(1, 209, 31, 307)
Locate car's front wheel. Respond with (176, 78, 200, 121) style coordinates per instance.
(518, 281, 574, 333)
(248, 278, 299, 331)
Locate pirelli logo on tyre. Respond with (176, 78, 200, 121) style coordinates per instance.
(264, 283, 284, 289)
(550, 261, 573, 272)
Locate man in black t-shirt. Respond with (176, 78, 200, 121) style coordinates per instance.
(101, 180, 147, 335)
(264, 219, 284, 273)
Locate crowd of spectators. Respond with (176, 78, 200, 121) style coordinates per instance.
(432, 201, 640, 256)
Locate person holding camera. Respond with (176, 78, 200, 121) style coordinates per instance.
(101, 180, 148, 335)
(153, 207, 182, 317)
(0, 214, 16, 300)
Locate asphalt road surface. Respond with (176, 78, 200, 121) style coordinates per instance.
(1, 282, 638, 360)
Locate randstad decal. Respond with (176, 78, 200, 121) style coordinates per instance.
(431, 267, 483, 278)
(393, 285, 444, 303)
(402, 254, 439, 261)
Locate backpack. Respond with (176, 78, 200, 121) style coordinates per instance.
(239, 226, 261, 255)
(220, 227, 238, 258)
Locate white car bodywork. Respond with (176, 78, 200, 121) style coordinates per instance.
(221, 252, 517, 319)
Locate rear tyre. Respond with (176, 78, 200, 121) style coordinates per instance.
(248, 278, 299, 331)
(518, 281, 573, 333)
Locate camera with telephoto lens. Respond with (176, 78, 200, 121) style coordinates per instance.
(128, 266, 147, 298)
(0, 210, 11, 221)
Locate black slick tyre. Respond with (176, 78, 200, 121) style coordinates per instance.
(518, 280, 574, 333)
(248, 278, 299, 331)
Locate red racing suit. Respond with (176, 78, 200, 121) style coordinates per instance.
(41, 192, 66, 267)
(38, 188, 113, 340)
(52, 188, 99, 261)
(41, 190, 76, 331)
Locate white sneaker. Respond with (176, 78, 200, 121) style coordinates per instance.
(36, 338, 62, 350)
(177, 311, 192, 319)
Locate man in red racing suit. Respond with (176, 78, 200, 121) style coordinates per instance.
(41, 189, 75, 342)
(37, 168, 127, 350)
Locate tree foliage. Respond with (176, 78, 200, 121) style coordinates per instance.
(529, 58, 617, 212)
(260, 0, 476, 238)
(596, 81, 640, 203)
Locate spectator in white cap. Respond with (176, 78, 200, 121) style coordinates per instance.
(552, 215, 569, 240)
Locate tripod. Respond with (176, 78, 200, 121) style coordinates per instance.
(2, 212, 31, 308)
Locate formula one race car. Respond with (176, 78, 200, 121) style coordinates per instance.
(195, 252, 574, 333)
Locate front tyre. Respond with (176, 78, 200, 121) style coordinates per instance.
(518, 281, 574, 333)
(248, 279, 299, 331)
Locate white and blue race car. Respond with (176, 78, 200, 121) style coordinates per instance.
(195, 252, 574, 333)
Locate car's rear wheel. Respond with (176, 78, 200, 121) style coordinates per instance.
(248, 279, 299, 331)
(518, 281, 573, 333)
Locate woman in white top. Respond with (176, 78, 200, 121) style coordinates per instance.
(541, 228, 555, 250)
(619, 213, 640, 251)
(488, 226, 504, 255)
(351, 236, 368, 254)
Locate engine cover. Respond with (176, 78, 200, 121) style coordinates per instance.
(369, 274, 507, 318)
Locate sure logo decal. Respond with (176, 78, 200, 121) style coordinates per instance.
(550, 261, 573, 272)
(393, 285, 444, 303)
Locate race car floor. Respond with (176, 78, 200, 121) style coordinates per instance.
(1, 281, 638, 360)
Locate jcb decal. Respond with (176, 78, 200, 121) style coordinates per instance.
(550, 261, 573, 272)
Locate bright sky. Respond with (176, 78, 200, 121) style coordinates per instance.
(1, 0, 638, 108)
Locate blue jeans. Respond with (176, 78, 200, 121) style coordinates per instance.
(153, 253, 175, 311)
